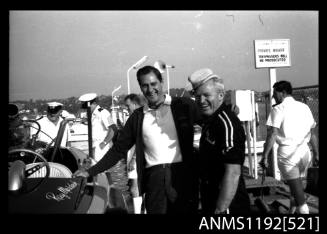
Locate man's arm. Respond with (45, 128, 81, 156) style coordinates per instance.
(260, 126, 278, 168)
(309, 127, 319, 166)
(74, 112, 136, 178)
(99, 124, 117, 149)
(215, 164, 241, 213)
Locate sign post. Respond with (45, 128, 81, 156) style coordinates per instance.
(269, 68, 277, 108)
(254, 39, 291, 180)
(268, 68, 280, 180)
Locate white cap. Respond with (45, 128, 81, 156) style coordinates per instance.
(47, 102, 63, 114)
(47, 102, 63, 108)
(79, 93, 97, 102)
(188, 68, 223, 90)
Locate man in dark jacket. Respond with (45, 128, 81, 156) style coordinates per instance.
(74, 66, 201, 214)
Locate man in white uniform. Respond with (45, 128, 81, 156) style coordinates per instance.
(30, 102, 69, 147)
(78, 93, 117, 162)
(79, 93, 129, 211)
(260, 81, 319, 214)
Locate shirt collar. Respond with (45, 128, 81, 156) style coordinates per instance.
(203, 102, 227, 124)
(143, 94, 172, 113)
(281, 96, 294, 104)
(92, 105, 100, 115)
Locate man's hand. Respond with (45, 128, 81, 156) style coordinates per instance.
(128, 157, 136, 172)
(259, 156, 268, 170)
(99, 141, 107, 150)
(312, 153, 319, 167)
(231, 104, 240, 115)
(73, 168, 90, 178)
(214, 207, 229, 214)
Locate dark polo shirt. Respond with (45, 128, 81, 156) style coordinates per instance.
(199, 103, 250, 214)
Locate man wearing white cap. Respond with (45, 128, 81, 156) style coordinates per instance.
(188, 68, 250, 214)
(30, 102, 69, 147)
(78, 93, 117, 162)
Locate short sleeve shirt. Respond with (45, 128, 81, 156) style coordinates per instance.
(199, 103, 246, 172)
(199, 103, 248, 209)
(91, 105, 115, 143)
(31, 116, 68, 147)
(266, 96, 316, 147)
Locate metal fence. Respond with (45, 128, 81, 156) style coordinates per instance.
(255, 85, 319, 141)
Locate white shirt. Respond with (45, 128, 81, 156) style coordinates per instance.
(31, 116, 69, 147)
(91, 105, 115, 145)
(142, 95, 182, 168)
(266, 96, 316, 158)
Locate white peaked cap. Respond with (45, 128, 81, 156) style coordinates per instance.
(79, 93, 97, 102)
(47, 102, 63, 108)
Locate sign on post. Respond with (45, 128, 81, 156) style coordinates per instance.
(254, 39, 291, 68)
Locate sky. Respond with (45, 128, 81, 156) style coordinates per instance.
(9, 11, 318, 101)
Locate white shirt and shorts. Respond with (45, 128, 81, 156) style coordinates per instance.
(266, 96, 316, 180)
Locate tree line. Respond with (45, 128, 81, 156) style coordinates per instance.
(12, 88, 190, 116)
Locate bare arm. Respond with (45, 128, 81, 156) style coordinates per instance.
(215, 164, 241, 213)
(99, 124, 117, 149)
(260, 126, 278, 168)
(309, 128, 319, 166)
(103, 124, 117, 144)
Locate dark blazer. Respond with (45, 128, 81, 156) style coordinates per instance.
(87, 97, 201, 195)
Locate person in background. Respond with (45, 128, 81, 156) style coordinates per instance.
(30, 102, 69, 147)
(78, 93, 131, 211)
(74, 66, 201, 214)
(32, 107, 42, 120)
(123, 93, 145, 213)
(78, 93, 117, 162)
(189, 68, 251, 214)
(260, 80, 319, 214)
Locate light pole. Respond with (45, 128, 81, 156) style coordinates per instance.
(165, 64, 175, 96)
(111, 85, 121, 109)
(180, 81, 191, 97)
(127, 56, 148, 94)
(154, 60, 175, 95)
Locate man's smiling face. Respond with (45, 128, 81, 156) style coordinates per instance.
(138, 71, 164, 107)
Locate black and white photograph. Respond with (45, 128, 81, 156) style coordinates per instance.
(8, 10, 319, 232)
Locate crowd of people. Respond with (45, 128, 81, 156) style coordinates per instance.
(9, 65, 319, 215)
